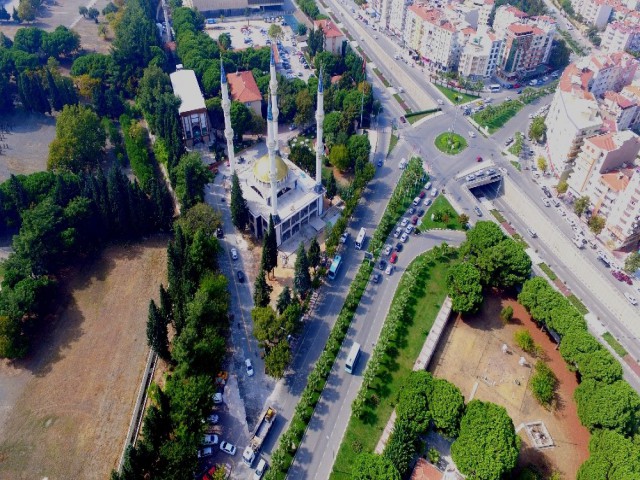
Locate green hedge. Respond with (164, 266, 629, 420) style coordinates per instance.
(120, 114, 155, 192)
(405, 108, 441, 119)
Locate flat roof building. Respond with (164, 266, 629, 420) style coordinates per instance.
(170, 67, 210, 147)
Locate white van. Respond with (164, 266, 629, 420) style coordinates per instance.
(399, 158, 407, 169)
(413, 196, 421, 206)
(489, 84, 501, 93)
(254, 459, 267, 479)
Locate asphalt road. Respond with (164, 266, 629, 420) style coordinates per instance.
(288, 230, 465, 479)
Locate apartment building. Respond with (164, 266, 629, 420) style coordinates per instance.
(600, 91, 640, 130)
(601, 21, 640, 53)
(571, 0, 613, 29)
(568, 130, 640, 195)
(572, 52, 638, 97)
(458, 28, 502, 77)
(388, 0, 410, 36)
(606, 166, 640, 248)
(492, 4, 528, 37)
(313, 19, 346, 55)
(498, 23, 554, 77)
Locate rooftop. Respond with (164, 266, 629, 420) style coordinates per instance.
(314, 19, 344, 38)
(170, 69, 206, 114)
(601, 167, 635, 192)
(226, 70, 262, 104)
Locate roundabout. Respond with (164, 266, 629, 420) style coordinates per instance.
(434, 132, 467, 155)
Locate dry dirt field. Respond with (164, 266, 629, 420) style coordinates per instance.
(0, 236, 167, 480)
(430, 294, 590, 479)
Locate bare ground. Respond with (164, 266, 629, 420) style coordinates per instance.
(430, 294, 590, 479)
(0, 236, 168, 480)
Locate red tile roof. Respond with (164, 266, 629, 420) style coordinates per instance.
(508, 23, 534, 35)
(605, 91, 636, 109)
(410, 459, 444, 480)
(314, 19, 344, 38)
(601, 168, 634, 192)
(227, 71, 262, 104)
(588, 132, 617, 151)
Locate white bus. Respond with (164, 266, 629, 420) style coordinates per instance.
(355, 228, 366, 250)
(489, 84, 501, 92)
(345, 342, 361, 374)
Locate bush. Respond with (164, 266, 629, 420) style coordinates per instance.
(530, 360, 557, 406)
(500, 305, 514, 324)
(120, 115, 155, 192)
(514, 329, 536, 355)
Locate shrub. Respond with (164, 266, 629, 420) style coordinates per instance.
(530, 360, 557, 406)
(500, 305, 514, 324)
(514, 329, 536, 355)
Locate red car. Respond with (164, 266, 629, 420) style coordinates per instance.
(418, 191, 426, 198)
(477, 156, 483, 162)
(411, 215, 419, 225)
(513, 83, 521, 88)
(390, 252, 398, 264)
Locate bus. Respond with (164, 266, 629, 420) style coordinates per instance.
(489, 84, 501, 93)
(345, 342, 361, 374)
(355, 228, 366, 250)
(328, 255, 342, 280)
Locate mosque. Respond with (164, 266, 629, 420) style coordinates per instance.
(221, 50, 326, 246)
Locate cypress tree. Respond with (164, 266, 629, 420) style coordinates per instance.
(266, 214, 278, 273)
(276, 285, 292, 314)
(46, 68, 64, 111)
(293, 242, 312, 297)
(159, 284, 172, 324)
(146, 299, 170, 360)
(253, 266, 272, 308)
(230, 171, 249, 230)
(308, 236, 321, 270)
(326, 170, 337, 199)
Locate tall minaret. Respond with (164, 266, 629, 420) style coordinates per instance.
(267, 93, 278, 216)
(269, 47, 279, 154)
(220, 59, 236, 173)
(315, 70, 324, 190)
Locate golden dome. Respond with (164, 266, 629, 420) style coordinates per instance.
(253, 154, 289, 183)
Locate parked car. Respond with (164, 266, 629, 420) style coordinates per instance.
(411, 215, 419, 225)
(405, 225, 414, 234)
(390, 252, 398, 263)
(417, 209, 425, 217)
(400, 232, 409, 242)
(340, 232, 349, 244)
(394, 227, 403, 238)
(468, 130, 476, 138)
(385, 264, 394, 275)
(372, 272, 382, 283)
(231, 248, 239, 260)
(198, 447, 214, 458)
(474, 206, 483, 216)
(216, 227, 224, 238)
(477, 156, 483, 162)
(384, 244, 393, 255)
(203, 434, 219, 446)
(431, 189, 439, 197)
(379, 259, 387, 271)
(237, 271, 245, 282)
(395, 242, 403, 252)
(408, 207, 416, 215)
(418, 190, 426, 198)
(400, 218, 410, 227)
(213, 392, 223, 404)
(245, 358, 254, 377)
(207, 414, 219, 424)
(424, 198, 432, 207)
(466, 174, 476, 182)
(220, 441, 237, 456)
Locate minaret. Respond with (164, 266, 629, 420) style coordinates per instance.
(315, 70, 324, 189)
(267, 93, 278, 216)
(269, 47, 279, 155)
(220, 59, 236, 173)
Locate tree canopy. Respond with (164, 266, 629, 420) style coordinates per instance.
(353, 453, 401, 480)
(446, 263, 484, 314)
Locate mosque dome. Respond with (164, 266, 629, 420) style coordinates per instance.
(253, 154, 289, 183)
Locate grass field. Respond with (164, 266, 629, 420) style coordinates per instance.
(434, 132, 467, 155)
(603, 332, 628, 357)
(0, 237, 168, 479)
(331, 252, 454, 479)
(472, 100, 524, 134)
(420, 196, 464, 231)
(539, 262, 558, 281)
(388, 134, 399, 155)
(434, 84, 479, 104)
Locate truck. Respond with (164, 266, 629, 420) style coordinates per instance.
(242, 406, 277, 466)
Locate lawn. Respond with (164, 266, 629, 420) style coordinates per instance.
(388, 133, 399, 155)
(472, 100, 524, 133)
(490, 209, 506, 223)
(603, 332, 628, 357)
(508, 132, 523, 156)
(434, 132, 467, 155)
(420, 196, 464, 231)
(330, 251, 455, 479)
(408, 112, 433, 124)
(434, 84, 479, 104)
(539, 262, 558, 281)
(568, 294, 589, 315)
(510, 160, 522, 171)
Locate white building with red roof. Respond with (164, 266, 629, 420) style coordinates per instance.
(313, 19, 346, 55)
(572, 0, 613, 29)
(601, 90, 640, 131)
(602, 20, 640, 53)
(226, 70, 263, 117)
(458, 27, 503, 77)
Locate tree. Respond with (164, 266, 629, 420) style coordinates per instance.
(329, 144, 351, 171)
(530, 360, 557, 405)
(218, 33, 231, 50)
(230, 101, 252, 139)
(147, 299, 170, 360)
(500, 305, 514, 324)
(574, 196, 590, 217)
(428, 377, 465, 436)
(476, 238, 531, 289)
(308, 237, 321, 270)
(383, 418, 418, 476)
(296, 23, 307, 36)
(174, 152, 213, 209)
(536, 156, 547, 172)
(17, 0, 37, 22)
(276, 286, 292, 314)
(268, 24, 283, 40)
(353, 453, 401, 480)
(348, 134, 371, 172)
(294, 89, 314, 127)
(458, 213, 469, 227)
(230, 172, 250, 230)
(252, 306, 279, 345)
(557, 180, 568, 194)
(514, 329, 536, 355)
(13, 26, 43, 53)
(175, 203, 222, 238)
(577, 429, 640, 480)
(79, 5, 88, 16)
(549, 38, 571, 70)
(529, 117, 547, 143)
(396, 371, 432, 433)
(462, 221, 505, 258)
(307, 27, 324, 56)
(0, 5, 10, 20)
(48, 104, 106, 172)
(43, 25, 80, 58)
(263, 214, 278, 274)
(588, 215, 605, 235)
(624, 251, 640, 273)
(576, 348, 623, 384)
(264, 339, 291, 378)
(574, 379, 640, 434)
(293, 242, 312, 297)
(87, 6, 99, 20)
(253, 266, 272, 307)
(446, 263, 483, 314)
(451, 400, 519, 480)
(326, 170, 337, 199)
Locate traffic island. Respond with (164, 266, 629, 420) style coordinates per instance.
(434, 132, 467, 155)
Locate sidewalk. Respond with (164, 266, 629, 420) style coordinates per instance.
(374, 297, 453, 454)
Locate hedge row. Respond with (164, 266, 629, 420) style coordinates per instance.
(405, 108, 441, 119)
(518, 277, 640, 475)
(265, 261, 374, 480)
(368, 157, 426, 255)
(120, 114, 155, 192)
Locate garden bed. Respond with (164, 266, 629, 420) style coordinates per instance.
(434, 84, 479, 104)
(420, 196, 464, 231)
(434, 132, 467, 155)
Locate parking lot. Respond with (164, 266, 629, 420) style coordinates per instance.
(204, 18, 314, 82)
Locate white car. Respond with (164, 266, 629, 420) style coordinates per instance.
(404, 225, 414, 234)
(431, 189, 439, 197)
(424, 198, 432, 207)
(393, 227, 402, 238)
(203, 434, 219, 446)
(385, 264, 394, 275)
(437, 99, 444, 105)
(213, 392, 223, 404)
(466, 174, 476, 182)
(468, 131, 476, 138)
(207, 414, 219, 424)
(198, 447, 214, 458)
(245, 358, 254, 377)
(384, 244, 393, 256)
(220, 441, 237, 456)
(400, 232, 409, 243)
(400, 218, 410, 227)
(625, 292, 638, 306)
(231, 248, 239, 260)
(542, 198, 551, 207)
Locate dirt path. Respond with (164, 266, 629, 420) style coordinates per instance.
(0, 237, 167, 480)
